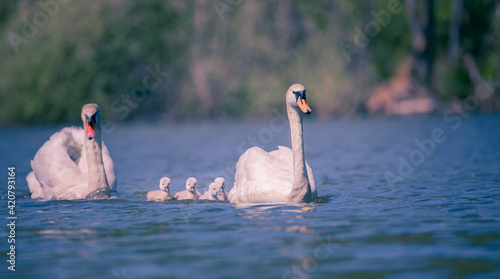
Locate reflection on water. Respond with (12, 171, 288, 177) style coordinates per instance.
(1, 115, 499, 278)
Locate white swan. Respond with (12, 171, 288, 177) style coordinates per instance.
(27, 104, 116, 200)
(229, 84, 316, 203)
(147, 177, 173, 202)
(174, 177, 200, 200)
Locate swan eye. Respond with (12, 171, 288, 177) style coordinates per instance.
(293, 90, 306, 102)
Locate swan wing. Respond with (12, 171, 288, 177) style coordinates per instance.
(272, 146, 317, 196)
(101, 142, 117, 190)
(30, 127, 88, 200)
(268, 145, 292, 161)
(230, 146, 317, 203)
(26, 171, 43, 199)
(230, 146, 294, 203)
(306, 163, 316, 196)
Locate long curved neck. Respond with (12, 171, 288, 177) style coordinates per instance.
(286, 105, 311, 203)
(84, 129, 109, 198)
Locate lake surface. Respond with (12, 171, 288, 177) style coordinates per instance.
(1, 115, 499, 279)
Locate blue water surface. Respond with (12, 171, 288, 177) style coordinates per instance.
(1, 114, 499, 279)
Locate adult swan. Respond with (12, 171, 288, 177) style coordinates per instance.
(229, 84, 317, 203)
(27, 104, 116, 200)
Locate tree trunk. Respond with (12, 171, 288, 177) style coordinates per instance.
(190, 0, 214, 110)
(404, 0, 436, 97)
(448, 0, 463, 64)
(424, 0, 435, 86)
(404, 0, 426, 54)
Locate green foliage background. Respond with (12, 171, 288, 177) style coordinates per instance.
(0, 0, 498, 126)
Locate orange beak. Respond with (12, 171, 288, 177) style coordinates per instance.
(85, 120, 95, 139)
(297, 96, 312, 114)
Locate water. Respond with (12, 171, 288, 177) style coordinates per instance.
(1, 115, 499, 279)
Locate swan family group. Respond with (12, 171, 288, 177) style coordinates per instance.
(27, 84, 317, 204)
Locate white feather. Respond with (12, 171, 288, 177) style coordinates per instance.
(229, 146, 315, 203)
(27, 126, 116, 200)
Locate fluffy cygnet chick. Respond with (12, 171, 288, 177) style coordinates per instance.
(214, 177, 228, 201)
(200, 182, 220, 200)
(147, 177, 173, 202)
(174, 177, 200, 200)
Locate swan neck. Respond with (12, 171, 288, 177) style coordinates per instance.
(84, 128, 109, 196)
(287, 104, 311, 202)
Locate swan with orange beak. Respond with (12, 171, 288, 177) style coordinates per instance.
(26, 103, 116, 200)
(229, 83, 317, 203)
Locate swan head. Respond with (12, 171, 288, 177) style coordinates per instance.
(159, 177, 171, 192)
(208, 182, 219, 197)
(286, 84, 311, 114)
(214, 177, 226, 195)
(186, 177, 197, 192)
(81, 103, 102, 140)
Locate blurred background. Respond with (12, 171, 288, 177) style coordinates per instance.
(0, 0, 499, 125)
(1, 2, 500, 278)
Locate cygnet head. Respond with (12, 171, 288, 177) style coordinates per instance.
(159, 177, 171, 192)
(81, 103, 102, 140)
(214, 177, 226, 195)
(208, 182, 219, 197)
(286, 84, 311, 114)
(186, 177, 197, 192)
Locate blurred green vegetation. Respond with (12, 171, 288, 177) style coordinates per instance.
(0, 0, 499, 126)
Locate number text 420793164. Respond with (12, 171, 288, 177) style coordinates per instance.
(7, 166, 16, 272)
